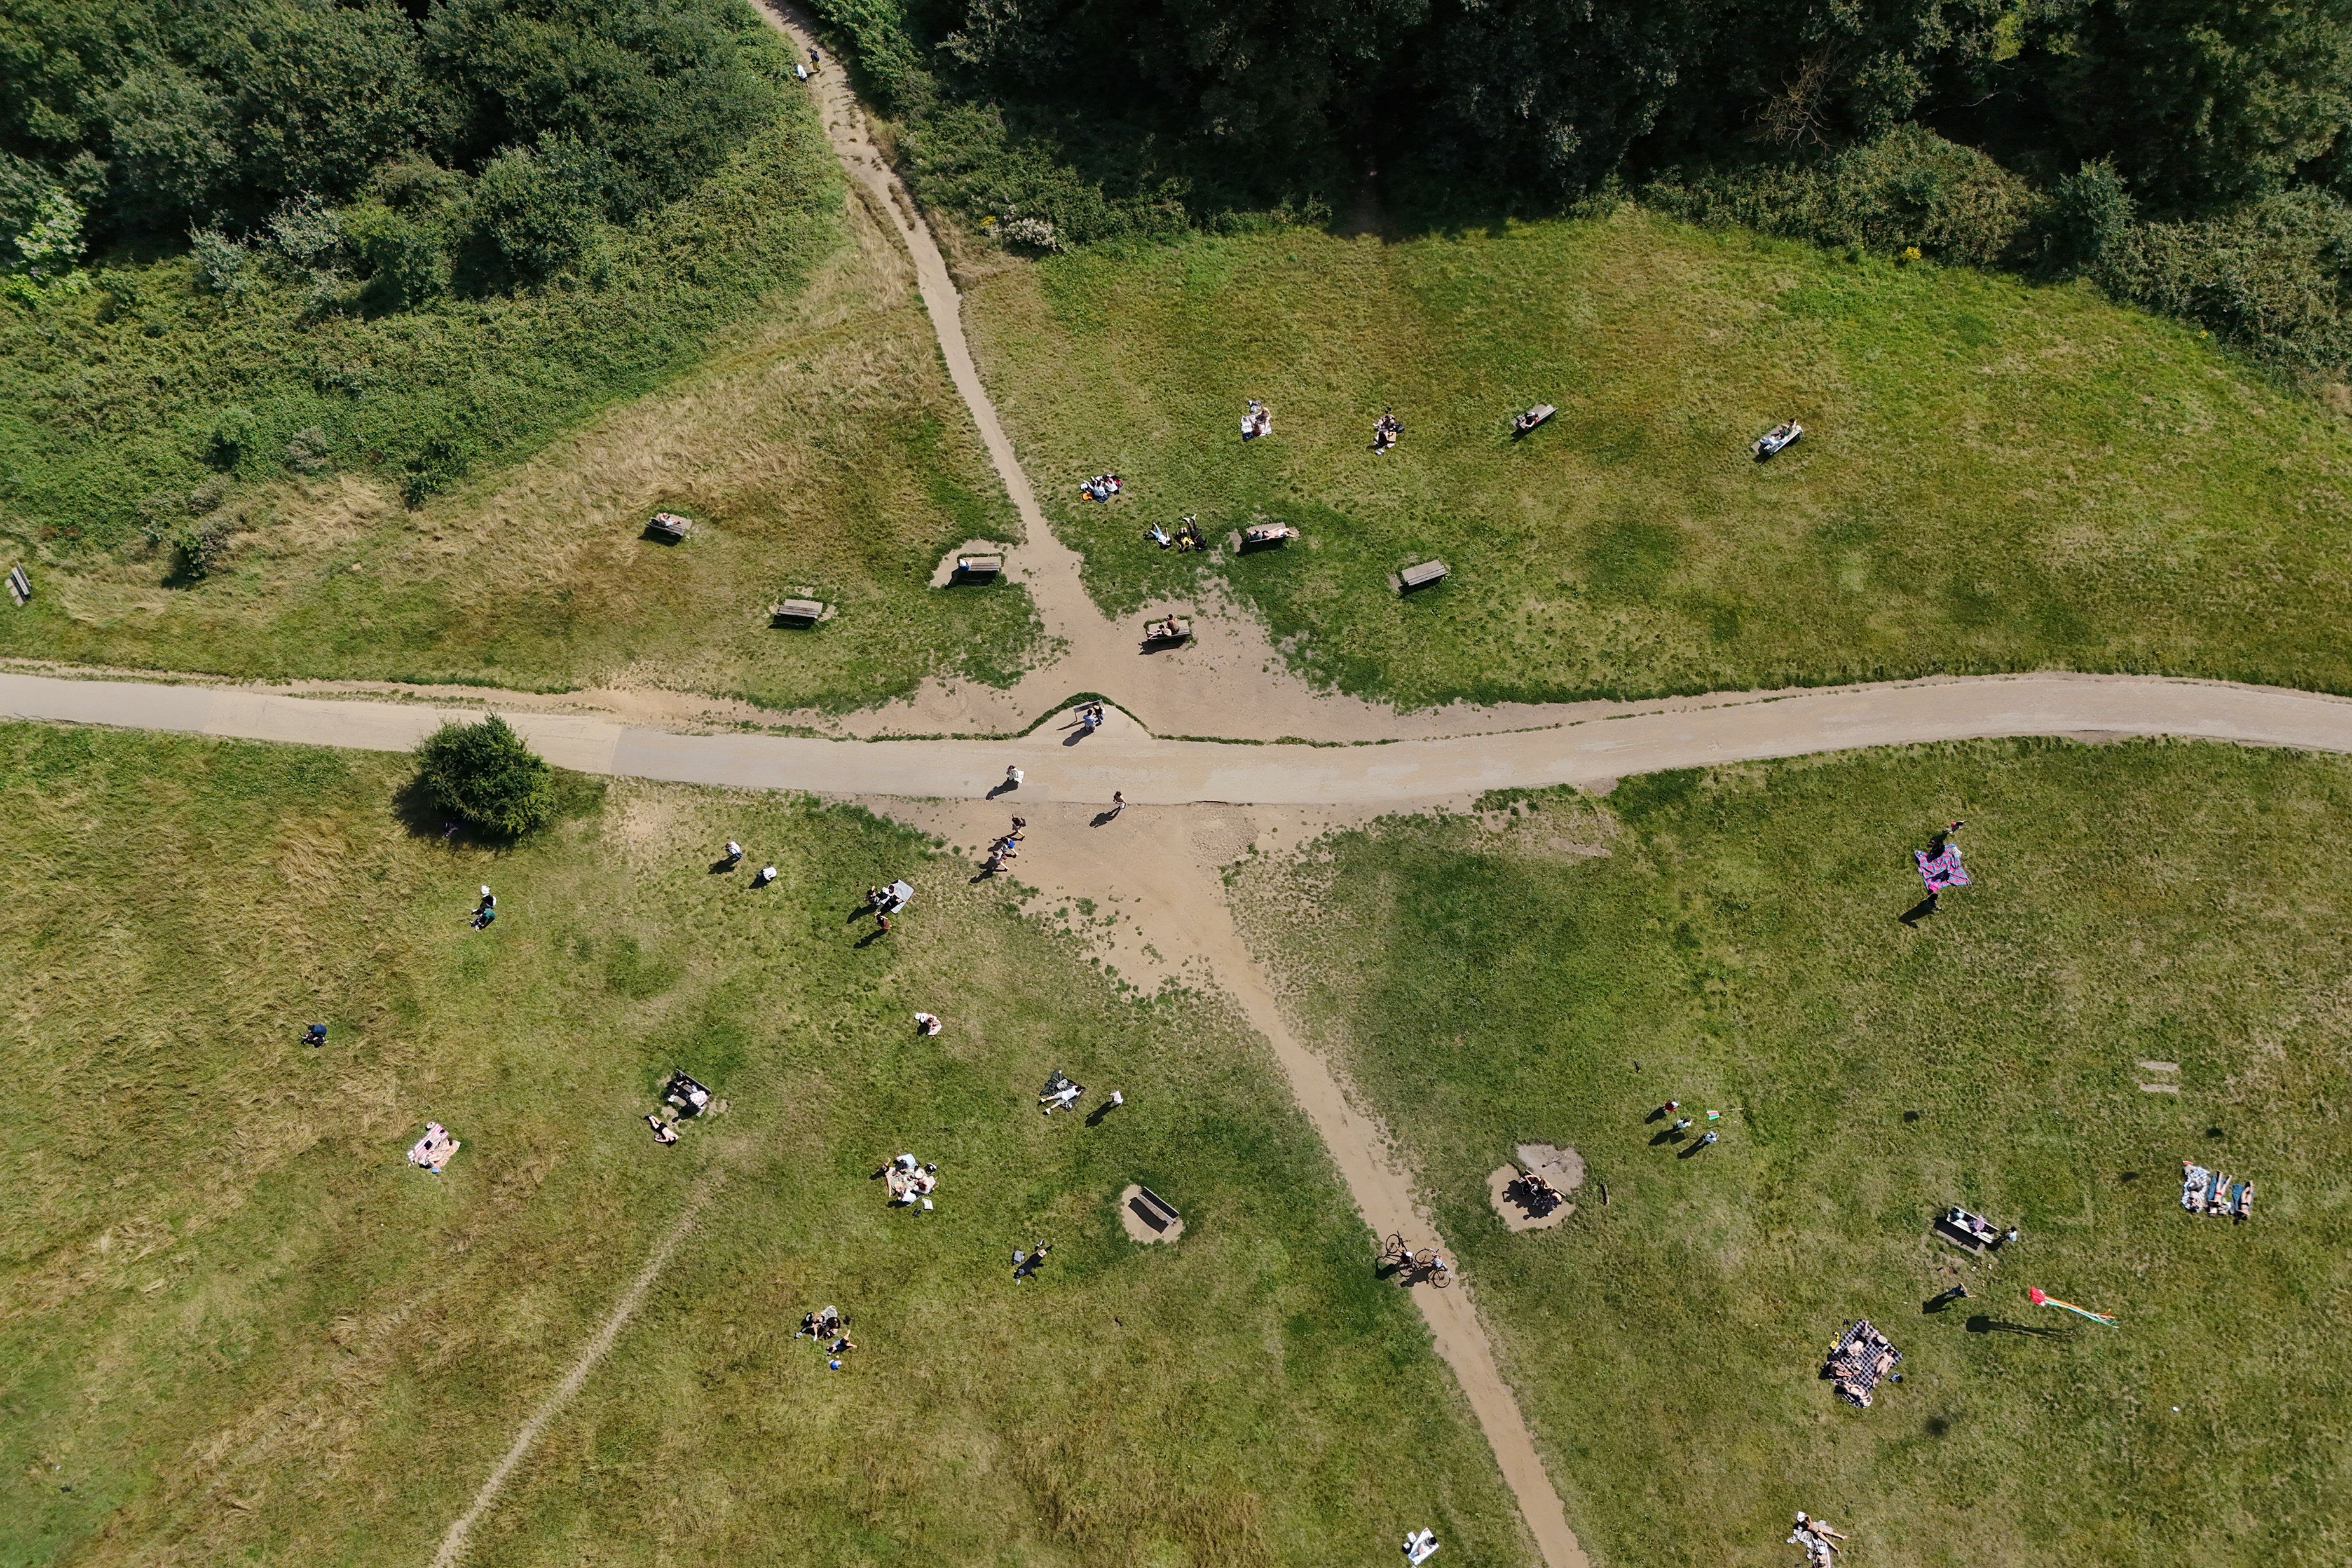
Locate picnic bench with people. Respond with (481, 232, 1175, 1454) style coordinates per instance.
(1934, 1204, 2009, 1253)
(1512, 404, 1557, 438)
(662, 1070, 713, 1118)
(1752, 421, 1803, 460)
(953, 553, 1003, 581)
(1241, 399, 1273, 440)
(1142, 615, 1193, 646)
(645, 511, 694, 541)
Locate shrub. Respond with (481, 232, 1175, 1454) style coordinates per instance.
(473, 139, 608, 278)
(1643, 127, 2039, 266)
(413, 715, 556, 838)
(284, 426, 331, 474)
(167, 515, 234, 581)
(207, 406, 258, 469)
(2041, 159, 2137, 275)
(2096, 189, 2352, 371)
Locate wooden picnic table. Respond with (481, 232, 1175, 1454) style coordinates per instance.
(1395, 559, 1449, 592)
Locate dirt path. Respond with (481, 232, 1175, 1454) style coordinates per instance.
(427, 1175, 723, 1568)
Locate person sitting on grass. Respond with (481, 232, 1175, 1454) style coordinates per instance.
(645, 1114, 679, 1145)
(468, 887, 496, 929)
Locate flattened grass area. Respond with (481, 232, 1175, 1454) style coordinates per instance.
(1232, 739, 2352, 1568)
(0, 725, 1527, 1568)
(0, 119, 1037, 712)
(963, 213, 2352, 707)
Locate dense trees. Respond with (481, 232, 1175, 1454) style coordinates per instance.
(0, 0, 787, 282)
(834, 0, 2352, 226)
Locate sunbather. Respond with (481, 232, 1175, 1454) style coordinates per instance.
(646, 1114, 678, 1144)
(1147, 522, 1171, 547)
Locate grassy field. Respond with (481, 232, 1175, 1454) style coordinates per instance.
(961, 212, 2352, 708)
(1231, 738, 2352, 1568)
(0, 107, 1038, 712)
(0, 723, 1529, 1568)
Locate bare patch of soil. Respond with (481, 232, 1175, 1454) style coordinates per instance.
(1489, 1143, 1585, 1232)
(1118, 1182, 1184, 1243)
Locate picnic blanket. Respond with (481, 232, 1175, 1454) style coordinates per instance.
(1915, 845, 1970, 892)
(407, 1122, 460, 1173)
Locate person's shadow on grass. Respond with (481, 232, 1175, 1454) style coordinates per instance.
(854, 927, 891, 949)
(1676, 1138, 1713, 1159)
(1649, 1127, 1685, 1147)
(1089, 808, 1122, 827)
(1898, 896, 1939, 925)
(1966, 1314, 2070, 1339)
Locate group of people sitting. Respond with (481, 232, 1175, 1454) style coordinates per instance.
(1371, 409, 1403, 453)
(1147, 616, 1186, 641)
(1147, 514, 1207, 551)
(1080, 473, 1123, 502)
(882, 1152, 940, 1206)
(795, 1304, 855, 1358)
(1240, 399, 1273, 440)
(1510, 1168, 1565, 1218)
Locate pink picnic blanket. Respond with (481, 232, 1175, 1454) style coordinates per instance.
(1915, 845, 1970, 892)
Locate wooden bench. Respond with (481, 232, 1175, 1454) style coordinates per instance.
(1513, 404, 1557, 438)
(645, 512, 694, 542)
(6, 565, 27, 606)
(770, 597, 828, 625)
(1142, 617, 1193, 646)
(1128, 1185, 1181, 1232)
(1393, 559, 1448, 593)
(954, 553, 1003, 581)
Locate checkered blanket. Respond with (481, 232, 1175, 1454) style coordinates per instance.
(1915, 845, 1970, 892)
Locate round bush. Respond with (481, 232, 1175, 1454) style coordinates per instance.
(414, 715, 555, 838)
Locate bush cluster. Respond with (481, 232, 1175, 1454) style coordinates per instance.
(414, 715, 556, 838)
(1, 0, 790, 290)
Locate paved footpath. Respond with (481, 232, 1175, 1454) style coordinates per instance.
(11, 669, 2352, 806)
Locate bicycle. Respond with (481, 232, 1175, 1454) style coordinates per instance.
(1411, 1248, 1454, 1290)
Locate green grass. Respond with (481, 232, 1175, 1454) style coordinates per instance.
(0, 196, 1041, 711)
(0, 81, 1041, 712)
(1231, 738, 2352, 1568)
(0, 724, 1528, 1567)
(962, 212, 2352, 708)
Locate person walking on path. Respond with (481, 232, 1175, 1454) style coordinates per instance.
(1107, 791, 1125, 819)
(1004, 765, 1023, 790)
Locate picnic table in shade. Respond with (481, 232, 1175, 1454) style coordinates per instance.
(1393, 559, 1449, 593)
(645, 512, 694, 541)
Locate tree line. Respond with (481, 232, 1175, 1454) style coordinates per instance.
(1, 0, 790, 295)
(816, 0, 2352, 367)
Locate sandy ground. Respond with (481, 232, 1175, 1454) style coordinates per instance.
(1117, 1183, 1184, 1244)
(1490, 1144, 1585, 1232)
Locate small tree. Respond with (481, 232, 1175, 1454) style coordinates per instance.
(415, 715, 556, 838)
